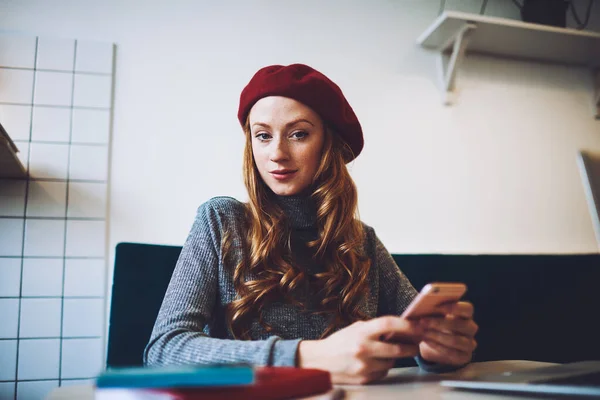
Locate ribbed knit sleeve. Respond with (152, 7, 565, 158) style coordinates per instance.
(143, 196, 464, 372)
(371, 229, 419, 316)
(143, 199, 301, 367)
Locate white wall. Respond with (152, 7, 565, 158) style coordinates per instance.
(2, 0, 599, 257)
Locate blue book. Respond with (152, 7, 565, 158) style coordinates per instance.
(96, 364, 255, 389)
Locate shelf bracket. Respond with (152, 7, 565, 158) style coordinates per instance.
(594, 69, 600, 120)
(437, 22, 477, 105)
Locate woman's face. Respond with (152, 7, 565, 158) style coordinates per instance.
(248, 96, 325, 196)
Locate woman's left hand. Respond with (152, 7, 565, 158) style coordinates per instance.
(418, 301, 478, 366)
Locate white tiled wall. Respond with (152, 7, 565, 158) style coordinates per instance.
(33, 72, 73, 107)
(16, 381, 58, 400)
(0, 106, 31, 141)
(0, 70, 34, 104)
(0, 33, 114, 400)
(31, 107, 72, 143)
(35, 38, 75, 72)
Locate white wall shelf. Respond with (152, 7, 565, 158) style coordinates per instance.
(0, 122, 27, 178)
(417, 11, 600, 118)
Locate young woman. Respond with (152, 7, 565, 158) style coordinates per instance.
(144, 64, 478, 384)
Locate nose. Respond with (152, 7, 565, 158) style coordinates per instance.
(270, 136, 290, 163)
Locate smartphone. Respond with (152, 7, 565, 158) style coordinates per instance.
(381, 282, 467, 343)
(402, 282, 467, 319)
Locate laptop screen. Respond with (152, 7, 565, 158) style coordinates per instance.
(578, 150, 600, 249)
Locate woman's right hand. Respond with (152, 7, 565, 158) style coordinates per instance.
(297, 316, 424, 384)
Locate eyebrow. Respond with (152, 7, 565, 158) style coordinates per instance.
(251, 118, 315, 130)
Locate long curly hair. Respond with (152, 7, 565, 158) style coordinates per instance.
(224, 121, 371, 339)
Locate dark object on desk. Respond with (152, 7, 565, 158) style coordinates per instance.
(157, 367, 332, 400)
(521, 0, 569, 27)
(106, 243, 600, 370)
(96, 363, 254, 389)
(95, 366, 331, 400)
(442, 360, 600, 397)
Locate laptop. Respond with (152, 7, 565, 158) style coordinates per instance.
(441, 361, 600, 397)
(578, 150, 600, 249)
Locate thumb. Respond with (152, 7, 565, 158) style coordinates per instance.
(361, 316, 422, 340)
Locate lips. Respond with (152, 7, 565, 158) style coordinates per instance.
(270, 169, 298, 180)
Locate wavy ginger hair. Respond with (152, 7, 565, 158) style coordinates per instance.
(224, 120, 371, 339)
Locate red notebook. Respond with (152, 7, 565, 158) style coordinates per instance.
(154, 367, 332, 400)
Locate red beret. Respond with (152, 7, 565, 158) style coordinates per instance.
(238, 64, 363, 162)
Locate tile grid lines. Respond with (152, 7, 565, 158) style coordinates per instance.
(100, 44, 116, 373)
(0, 65, 111, 77)
(13, 141, 109, 147)
(0, 336, 102, 342)
(0, 102, 110, 111)
(1, 377, 97, 383)
(0, 216, 105, 221)
(58, 38, 78, 387)
(0, 178, 107, 183)
(0, 297, 104, 300)
(0, 256, 104, 260)
(13, 35, 39, 400)
(1, 35, 112, 398)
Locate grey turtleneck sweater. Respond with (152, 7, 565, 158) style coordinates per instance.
(143, 196, 455, 372)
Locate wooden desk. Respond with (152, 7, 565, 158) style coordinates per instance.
(46, 360, 554, 400)
(338, 360, 553, 399)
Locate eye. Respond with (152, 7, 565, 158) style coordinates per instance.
(291, 130, 308, 140)
(254, 133, 271, 141)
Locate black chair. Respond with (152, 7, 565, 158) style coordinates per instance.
(392, 254, 600, 365)
(106, 242, 600, 368)
(106, 242, 182, 367)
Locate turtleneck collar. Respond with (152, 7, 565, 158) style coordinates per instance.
(274, 193, 317, 229)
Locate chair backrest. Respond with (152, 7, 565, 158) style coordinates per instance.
(106, 242, 600, 367)
(393, 254, 600, 364)
(106, 242, 182, 367)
